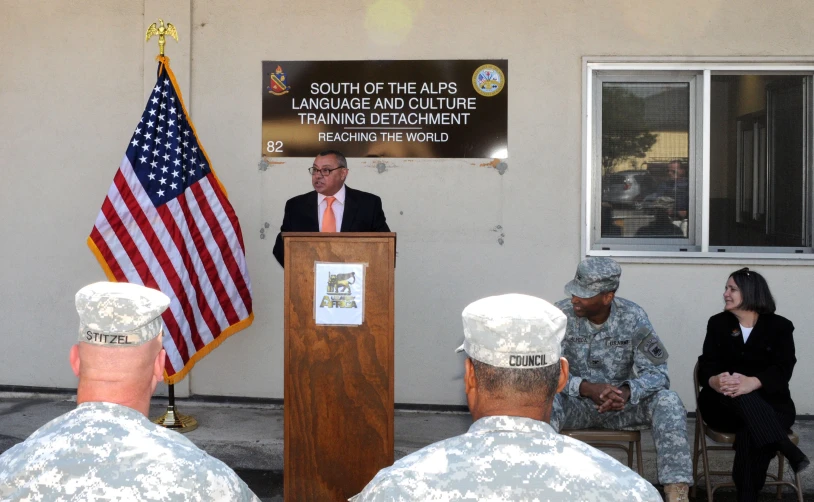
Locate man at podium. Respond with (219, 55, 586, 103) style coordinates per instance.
(273, 149, 390, 266)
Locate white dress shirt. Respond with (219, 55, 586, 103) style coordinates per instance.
(317, 184, 346, 231)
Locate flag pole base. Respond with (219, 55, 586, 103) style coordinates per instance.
(152, 405, 198, 433)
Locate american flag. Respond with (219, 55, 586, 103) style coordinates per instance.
(87, 58, 253, 384)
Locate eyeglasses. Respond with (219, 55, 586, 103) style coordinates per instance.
(308, 166, 344, 177)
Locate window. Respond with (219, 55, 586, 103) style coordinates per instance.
(585, 59, 814, 259)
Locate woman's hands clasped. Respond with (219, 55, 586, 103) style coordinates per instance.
(709, 372, 762, 398)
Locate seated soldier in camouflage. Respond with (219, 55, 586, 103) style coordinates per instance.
(551, 257, 692, 502)
(0, 282, 259, 502)
(352, 294, 660, 501)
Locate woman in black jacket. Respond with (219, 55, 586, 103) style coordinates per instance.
(697, 267, 809, 501)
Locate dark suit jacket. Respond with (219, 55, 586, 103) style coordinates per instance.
(698, 311, 797, 416)
(272, 185, 390, 266)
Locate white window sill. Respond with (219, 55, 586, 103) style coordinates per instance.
(586, 249, 814, 265)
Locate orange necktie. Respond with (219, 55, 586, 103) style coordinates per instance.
(321, 196, 337, 232)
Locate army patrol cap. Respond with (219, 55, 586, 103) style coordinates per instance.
(564, 257, 621, 299)
(75, 282, 170, 346)
(455, 294, 565, 368)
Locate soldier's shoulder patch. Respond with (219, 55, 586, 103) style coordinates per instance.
(637, 333, 669, 364)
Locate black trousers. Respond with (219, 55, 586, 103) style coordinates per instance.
(698, 389, 795, 502)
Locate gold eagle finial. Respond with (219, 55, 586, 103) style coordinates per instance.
(145, 19, 179, 57)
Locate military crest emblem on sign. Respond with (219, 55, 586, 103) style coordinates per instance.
(267, 65, 290, 95)
(472, 64, 505, 97)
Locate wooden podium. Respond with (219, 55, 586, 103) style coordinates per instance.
(283, 232, 396, 501)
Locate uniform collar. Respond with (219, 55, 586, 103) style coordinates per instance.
(75, 401, 148, 421)
(468, 415, 555, 435)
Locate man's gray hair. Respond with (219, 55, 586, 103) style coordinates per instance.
(318, 149, 348, 169)
(471, 358, 560, 400)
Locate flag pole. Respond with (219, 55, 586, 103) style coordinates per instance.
(142, 19, 196, 434)
(152, 383, 199, 433)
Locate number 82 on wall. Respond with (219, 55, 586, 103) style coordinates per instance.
(266, 141, 284, 153)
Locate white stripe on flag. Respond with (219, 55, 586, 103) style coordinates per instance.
(164, 196, 230, 334)
(199, 176, 253, 291)
(185, 182, 249, 320)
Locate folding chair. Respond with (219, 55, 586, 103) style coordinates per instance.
(691, 362, 803, 502)
(561, 428, 643, 475)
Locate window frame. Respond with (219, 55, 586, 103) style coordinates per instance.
(592, 72, 702, 251)
(582, 57, 814, 261)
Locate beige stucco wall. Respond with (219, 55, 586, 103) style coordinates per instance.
(2, 0, 813, 412)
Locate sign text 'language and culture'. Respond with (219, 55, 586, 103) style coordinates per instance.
(262, 60, 508, 158)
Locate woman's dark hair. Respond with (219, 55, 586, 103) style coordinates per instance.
(729, 267, 776, 314)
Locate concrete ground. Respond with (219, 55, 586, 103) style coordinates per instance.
(0, 392, 812, 501)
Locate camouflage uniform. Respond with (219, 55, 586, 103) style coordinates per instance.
(0, 401, 260, 501)
(351, 415, 661, 501)
(551, 296, 693, 485)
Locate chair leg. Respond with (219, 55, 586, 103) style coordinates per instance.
(636, 437, 643, 476)
(776, 454, 785, 500)
(692, 419, 699, 499)
(699, 431, 713, 502)
(628, 441, 634, 470)
(795, 471, 803, 502)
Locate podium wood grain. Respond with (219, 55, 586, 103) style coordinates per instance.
(284, 233, 395, 501)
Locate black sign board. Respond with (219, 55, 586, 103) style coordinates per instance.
(261, 60, 508, 158)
